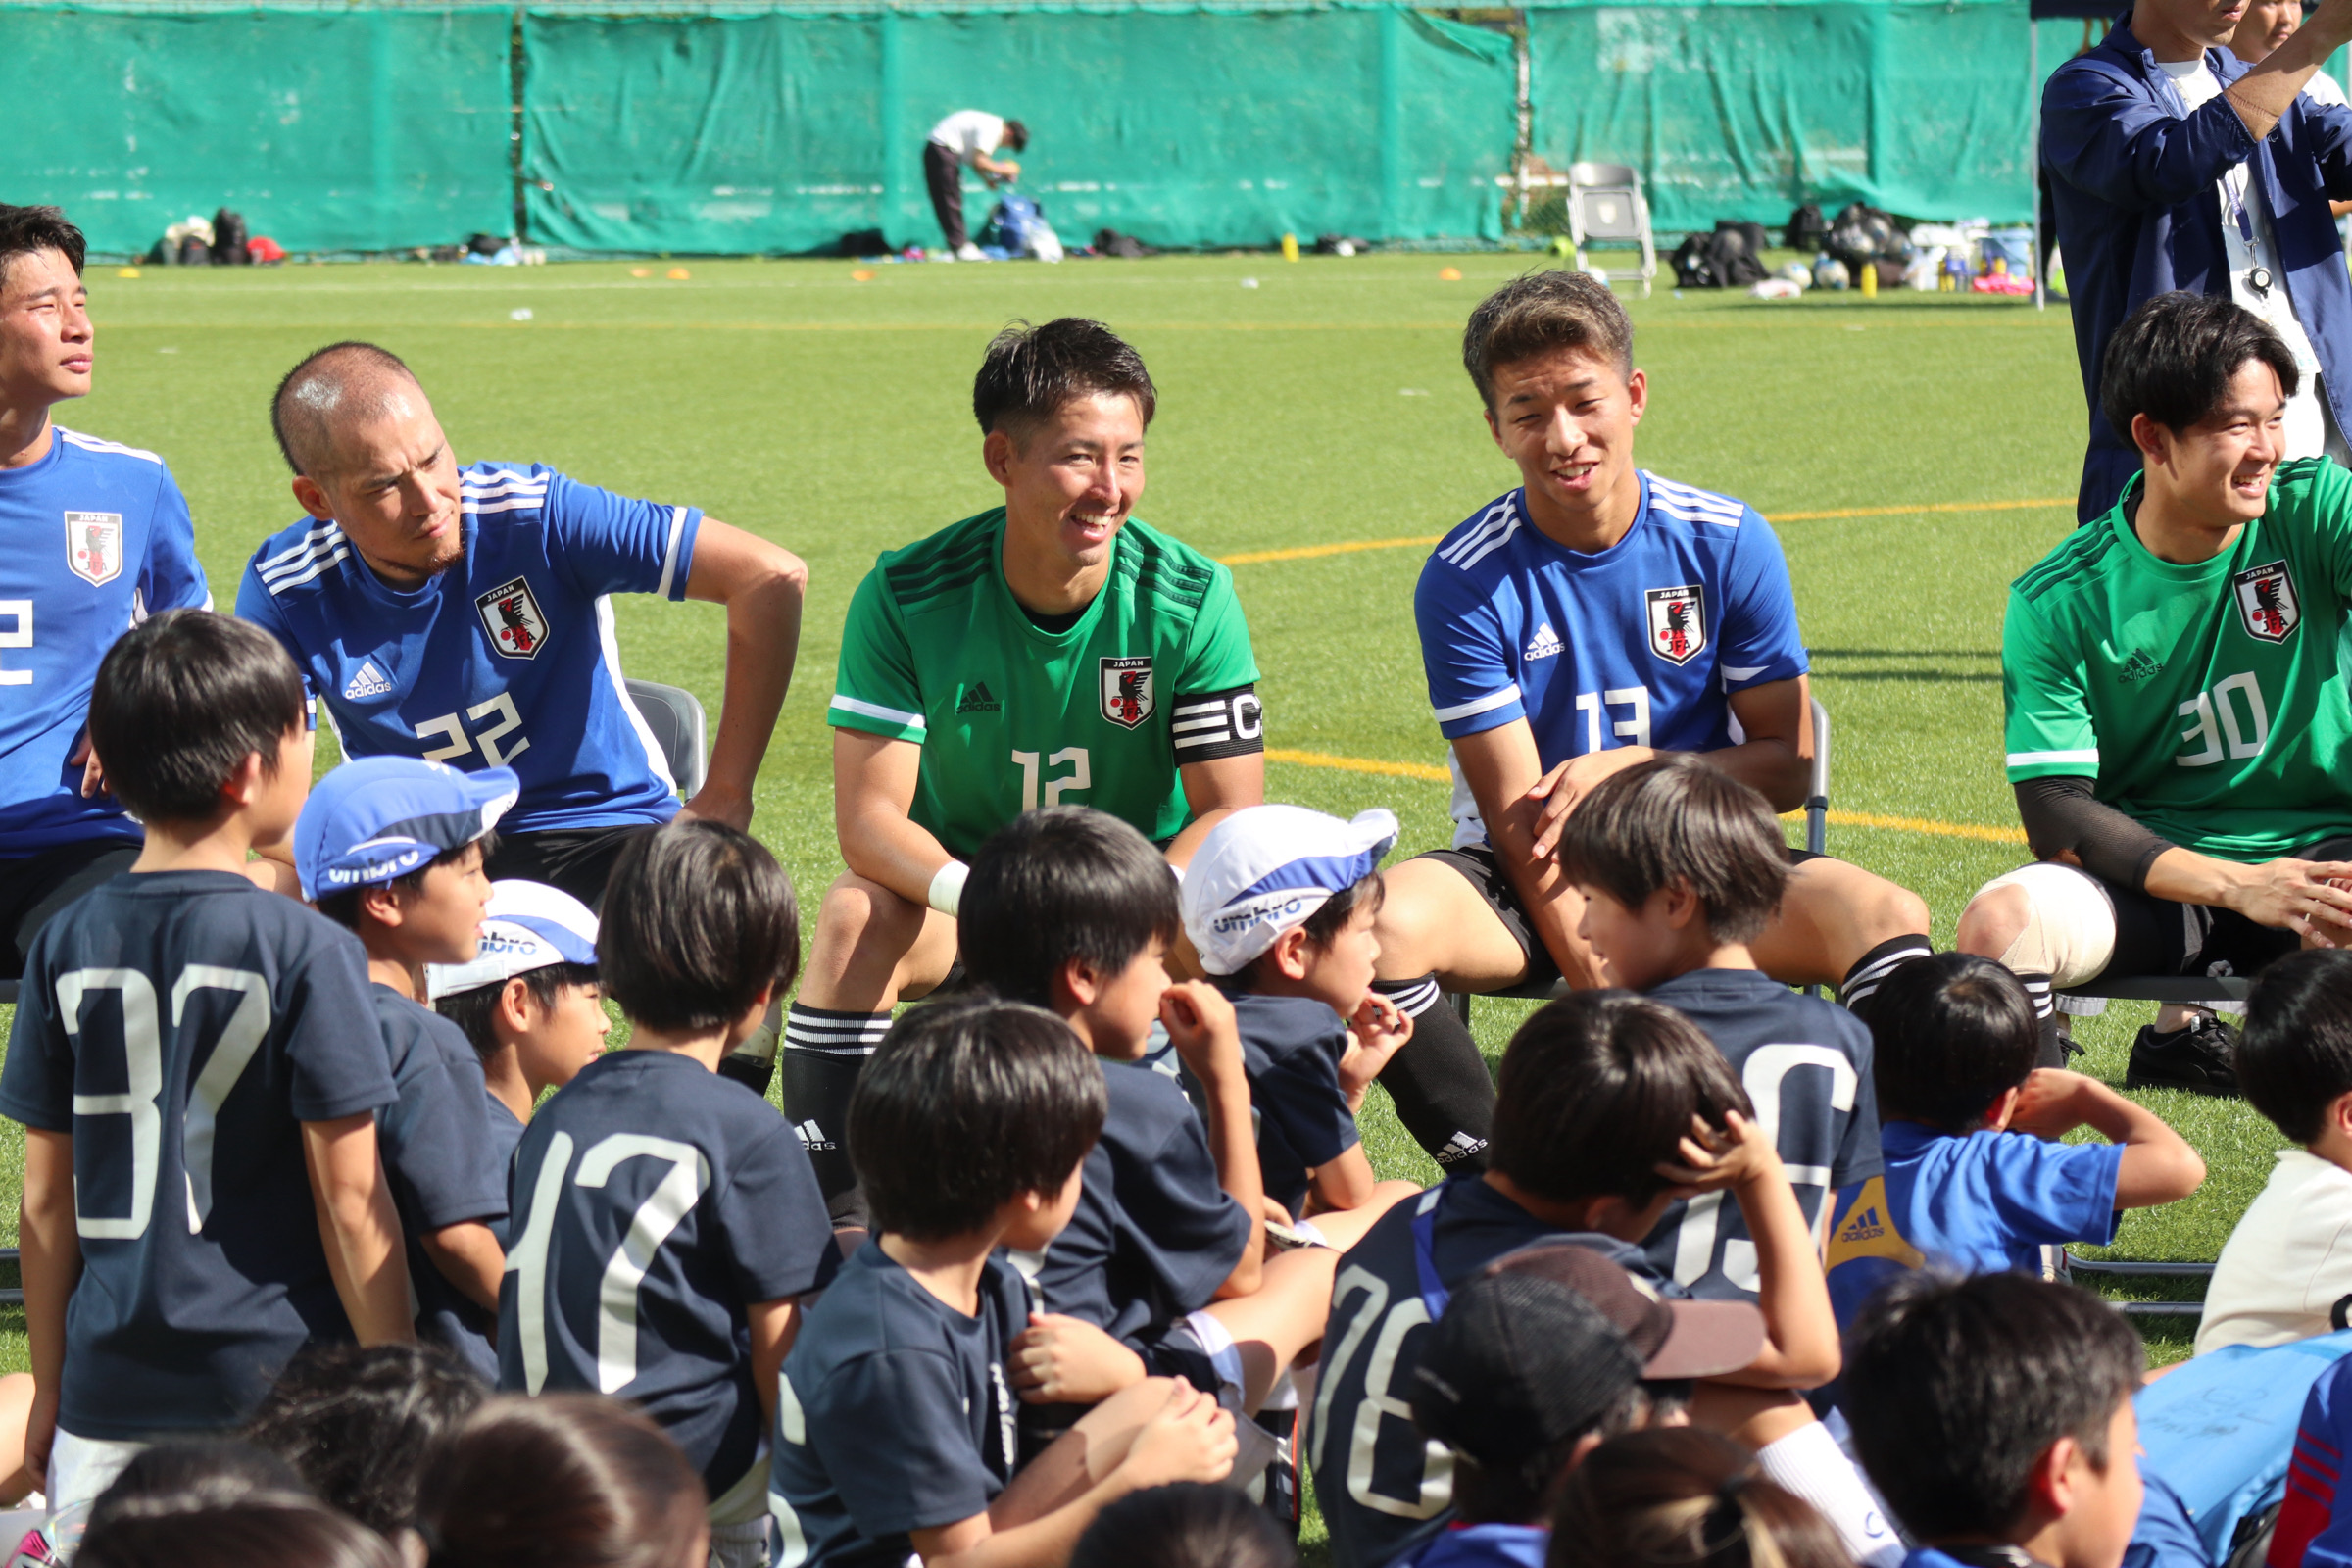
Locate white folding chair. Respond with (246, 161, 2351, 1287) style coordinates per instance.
(1446, 697, 1833, 1022)
(1566, 162, 1658, 299)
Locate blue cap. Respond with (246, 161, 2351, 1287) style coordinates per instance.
(294, 757, 519, 903)
(1179, 805, 1397, 975)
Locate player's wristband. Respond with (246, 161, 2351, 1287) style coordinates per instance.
(928, 860, 971, 918)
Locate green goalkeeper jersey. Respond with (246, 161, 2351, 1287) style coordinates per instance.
(829, 509, 1262, 858)
(2003, 458, 2352, 862)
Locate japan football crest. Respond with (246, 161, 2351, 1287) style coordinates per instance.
(1644, 584, 1707, 665)
(65, 512, 122, 587)
(1100, 656, 1154, 729)
(2232, 560, 2301, 644)
(475, 575, 550, 660)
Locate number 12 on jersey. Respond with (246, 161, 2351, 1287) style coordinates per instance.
(1012, 747, 1091, 809)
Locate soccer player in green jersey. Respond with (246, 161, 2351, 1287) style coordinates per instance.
(781, 319, 1277, 1210)
(1959, 292, 2352, 1095)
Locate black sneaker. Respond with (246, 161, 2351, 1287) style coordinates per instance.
(2124, 1014, 2240, 1097)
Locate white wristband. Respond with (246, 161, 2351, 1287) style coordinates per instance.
(927, 860, 971, 917)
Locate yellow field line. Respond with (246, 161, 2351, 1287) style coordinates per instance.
(1218, 497, 2073, 567)
(1265, 747, 2029, 846)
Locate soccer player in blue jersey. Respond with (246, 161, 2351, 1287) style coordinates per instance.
(771, 998, 1238, 1568)
(297, 757, 518, 1380)
(0, 612, 410, 1511)
(1368, 271, 1932, 1118)
(0, 205, 211, 977)
(1556, 757, 1882, 1302)
(235, 340, 808, 917)
(500, 820, 837, 1568)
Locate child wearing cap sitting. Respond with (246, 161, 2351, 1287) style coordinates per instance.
(1401, 1241, 1765, 1568)
(299, 756, 519, 1377)
(1177, 805, 1422, 1230)
(429, 879, 610, 1200)
(0, 612, 409, 1509)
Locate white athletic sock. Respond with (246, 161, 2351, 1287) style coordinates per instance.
(1755, 1419, 1904, 1568)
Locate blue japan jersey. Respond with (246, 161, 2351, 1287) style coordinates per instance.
(0, 871, 396, 1438)
(1640, 969, 1880, 1301)
(1309, 1178, 1680, 1568)
(371, 989, 507, 1380)
(1220, 986, 1361, 1220)
(1027, 1059, 1252, 1351)
(770, 1242, 1028, 1568)
(236, 463, 702, 835)
(1823, 1120, 2124, 1331)
(498, 1050, 836, 1495)
(0, 428, 210, 858)
(1414, 476, 1808, 847)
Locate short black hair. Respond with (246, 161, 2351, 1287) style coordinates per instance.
(2100, 291, 2300, 448)
(88, 610, 306, 826)
(0, 203, 86, 288)
(1002, 119, 1031, 153)
(415, 1395, 706, 1568)
(972, 318, 1157, 439)
(85, 1439, 305, 1533)
(312, 837, 493, 934)
(437, 961, 602, 1064)
(1071, 1483, 1295, 1568)
(1843, 1271, 2142, 1544)
(959, 808, 1181, 1007)
(1491, 992, 1750, 1206)
(852, 997, 1107, 1242)
(2239, 949, 2352, 1143)
(242, 1343, 486, 1537)
(82, 1493, 397, 1568)
(599, 820, 798, 1034)
(1463, 270, 1635, 413)
(1242, 871, 1387, 986)
(270, 340, 418, 477)
(1555, 756, 1790, 944)
(1854, 954, 2040, 1133)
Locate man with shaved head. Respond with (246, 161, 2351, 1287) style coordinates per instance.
(235, 340, 807, 928)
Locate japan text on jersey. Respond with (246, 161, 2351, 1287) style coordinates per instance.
(235, 463, 702, 835)
(0, 428, 211, 858)
(1413, 474, 1808, 849)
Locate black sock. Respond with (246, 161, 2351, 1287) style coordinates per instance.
(1838, 934, 1935, 1011)
(781, 1004, 892, 1225)
(2012, 972, 2070, 1069)
(1371, 977, 1494, 1173)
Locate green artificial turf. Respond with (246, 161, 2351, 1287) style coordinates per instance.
(0, 257, 2259, 1538)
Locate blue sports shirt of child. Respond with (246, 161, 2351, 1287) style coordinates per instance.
(769, 1240, 1030, 1568)
(1414, 475, 1807, 847)
(236, 463, 701, 834)
(1823, 1120, 2124, 1330)
(1217, 986, 1361, 1221)
(0, 428, 210, 858)
(0, 872, 397, 1437)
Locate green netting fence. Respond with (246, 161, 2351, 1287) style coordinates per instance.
(517, 5, 1514, 253)
(4, 4, 517, 256)
(1526, 0, 2036, 232)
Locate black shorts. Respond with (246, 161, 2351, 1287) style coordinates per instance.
(1, 837, 140, 980)
(2091, 834, 2352, 983)
(483, 823, 662, 911)
(1416, 840, 1826, 986)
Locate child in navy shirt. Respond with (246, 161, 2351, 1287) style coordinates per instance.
(0, 612, 407, 1509)
(429, 877, 609, 1229)
(771, 998, 1237, 1568)
(956, 808, 1363, 1446)
(1844, 1272, 2147, 1568)
(500, 820, 836, 1568)
(1824, 953, 2205, 1330)
(300, 757, 515, 1380)
(1177, 805, 1421, 1231)
(1555, 755, 1882, 1302)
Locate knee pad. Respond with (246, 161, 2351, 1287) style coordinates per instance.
(1972, 862, 2119, 988)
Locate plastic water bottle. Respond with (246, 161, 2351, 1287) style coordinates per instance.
(1859, 259, 1878, 299)
(1281, 233, 1299, 263)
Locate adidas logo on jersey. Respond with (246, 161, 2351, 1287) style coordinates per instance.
(1837, 1205, 1886, 1245)
(956, 682, 1003, 713)
(2119, 650, 2162, 684)
(1524, 622, 1564, 662)
(793, 1119, 837, 1152)
(343, 660, 394, 701)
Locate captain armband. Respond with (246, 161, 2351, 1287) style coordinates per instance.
(1170, 684, 1264, 762)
